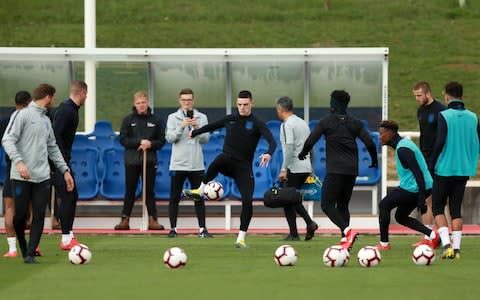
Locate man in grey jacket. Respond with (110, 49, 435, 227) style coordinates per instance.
(2, 83, 74, 264)
(165, 88, 211, 238)
(276, 96, 318, 241)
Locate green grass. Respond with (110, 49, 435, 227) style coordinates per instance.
(1, 234, 479, 300)
(1, 0, 479, 130)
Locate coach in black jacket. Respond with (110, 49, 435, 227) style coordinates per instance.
(114, 91, 165, 230)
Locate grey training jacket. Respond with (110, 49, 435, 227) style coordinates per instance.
(2, 101, 69, 182)
(165, 108, 209, 171)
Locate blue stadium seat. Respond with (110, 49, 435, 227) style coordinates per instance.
(90, 120, 114, 137)
(71, 146, 100, 200)
(99, 147, 141, 200)
(0, 147, 6, 185)
(209, 129, 225, 147)
(86, 120, 117, 151)
(266, 120, 281, 144)
(361, 119, 369, 130)
(308, 120, 319, 132)
(88, 135, 116, 151)
(155, 147, 171, 199)
(202, 146, 230, 199)
(311, 136, 327, 180)
(355, 133, 381, 185)
(72, 134, 92, 148)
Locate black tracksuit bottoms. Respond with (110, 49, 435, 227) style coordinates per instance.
(122, 164, 157, 218)
(379, 187, 433, 242)
(12, 179, 51, 258)
(169, 170, 206, 228)
(203, 153, 253, 232)
(283, 171, 314, 236)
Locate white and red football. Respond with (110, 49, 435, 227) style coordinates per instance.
(412, 244, 435, 266)
(357, 246, 381, 268)
(163, 247, 187, 269)
(203, 180, 224, 200)
(323, 245, 350, 267)
(274, 245, 298, 266)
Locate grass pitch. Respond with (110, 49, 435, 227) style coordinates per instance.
(1, 234, 479, 300)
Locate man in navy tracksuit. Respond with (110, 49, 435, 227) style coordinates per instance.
(298, 90, 377, 251)
(376, 120, 439, 251)
(430, 81, 480, 259)
(114, 91, 166, 230)
(184, 90, 276, 248)
(51, 80, 87, 250)
(412, 81, 446, 245)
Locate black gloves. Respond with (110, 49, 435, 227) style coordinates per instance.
(298, 152, 307, 160)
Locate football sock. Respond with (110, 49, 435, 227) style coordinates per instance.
(379, 241, 389, 247)
(424, 225, 432, 240)
(198, 182, 205, 195)
(70, 231, 75, 239)
(343, 226, 351, 237)
(452, 231, 462, 250)
(62, 234, 72, 244)
(7, 237, 17, 252)
(438, 227, 450, 247)
(236, 230, 246, 243)
(429, 230, 436, 240)
(172, 227, 176, 232)
(199, 227, 205, 233)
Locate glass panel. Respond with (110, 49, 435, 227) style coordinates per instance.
(92, 62, 148, 131)
(309, 61, 383, 129)
(231, 61, 304, 121)
(151, 61, 227, 122)
(0, 60, 70, 106)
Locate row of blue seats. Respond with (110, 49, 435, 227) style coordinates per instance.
(0, 120, 381, 200)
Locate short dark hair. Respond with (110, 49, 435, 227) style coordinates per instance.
(238, 90, 252, 99)
(379, 120, 399, 133)
(444, 81, 463, 98)
(33, 83, 56, 100)
(331, 90, 350, 104)
(70, 80, 88, 95)
(15, 90, 32, 105)
(413, 81, 431, 93)
(276, 96, 294, 112)
(179, 88, 194, 96)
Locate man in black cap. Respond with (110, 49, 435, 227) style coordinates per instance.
(298, 90, 377, 251)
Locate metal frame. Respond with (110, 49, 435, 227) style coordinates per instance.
(0, 46, 390, 202)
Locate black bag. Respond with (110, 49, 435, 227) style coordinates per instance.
(263, 187, 303, 208)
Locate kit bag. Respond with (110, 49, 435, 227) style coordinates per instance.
(299, 174, 322, 201)
(263, 187, 303, 208)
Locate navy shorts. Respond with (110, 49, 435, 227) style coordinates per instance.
(2, 161, 12, 198)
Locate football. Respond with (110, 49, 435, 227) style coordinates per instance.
(203, 180, 224, 200)
(357, 246, 381, 268)
(274, 244, 298, 266)
(163, 247, 187, 269)
(68, 244, 92, 265)
(322, 245, 350, 267)
(412, 244, 435, 266)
